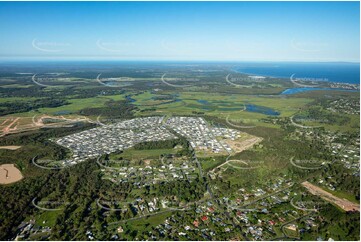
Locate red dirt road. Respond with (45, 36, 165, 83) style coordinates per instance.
(302, 181, 359, 212)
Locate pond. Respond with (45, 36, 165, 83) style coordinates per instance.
(196, 99, 279, 115)
(125, 95, 136, 103)
(245, 104, 280, 116)
(197, 99, 210, 105)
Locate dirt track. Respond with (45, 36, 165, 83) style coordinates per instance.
(302, 181, 360, 212)
(0, 164, 23, 184)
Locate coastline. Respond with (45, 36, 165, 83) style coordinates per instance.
(232, 62, 360, 85)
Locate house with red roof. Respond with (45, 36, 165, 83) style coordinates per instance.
(201, 215, 208, 222)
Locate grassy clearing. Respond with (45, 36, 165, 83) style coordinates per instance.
(200, 157, 226, 171)
(33, 210, 62, 227)
(125, 211, 173, 231)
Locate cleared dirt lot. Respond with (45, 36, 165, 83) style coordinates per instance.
(0, 164, 23, 184)
(224, 136, 263, 153)
(0, 146, 21, 150)
(302, 181, 360, 212)
(0, 115, 94, 137)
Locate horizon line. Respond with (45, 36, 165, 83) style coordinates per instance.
(0, 57, 359, 64)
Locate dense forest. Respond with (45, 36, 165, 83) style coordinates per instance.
(0, 98, 69, 116)
(79, 100, 137, 119)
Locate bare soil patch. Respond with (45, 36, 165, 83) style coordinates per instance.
(302, 181, 360, 212)
(0, 146, 21, 150)
(143, 159, 151, 166)
(224, 136, 263, 153)
(0, 164, 23, 184)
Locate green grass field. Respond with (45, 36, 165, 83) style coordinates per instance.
(33, 210, 63, 227)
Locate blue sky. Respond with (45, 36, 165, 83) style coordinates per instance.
(0, 1, 359, 62)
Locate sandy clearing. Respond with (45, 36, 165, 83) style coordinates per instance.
(302, 181, 360, 212)
(0, 146, 21, 150)
(0, 164, 23, 184)
(224, 137, 263, 153)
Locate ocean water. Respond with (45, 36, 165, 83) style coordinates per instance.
(235, 62, 360, 84)
(281, 87, 360, 95)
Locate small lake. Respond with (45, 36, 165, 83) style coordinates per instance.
(197, 99, 280, 116)
(245, 104, 280, 116)
(197, 100, 210, 105)
(125, 95, 136, 103)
